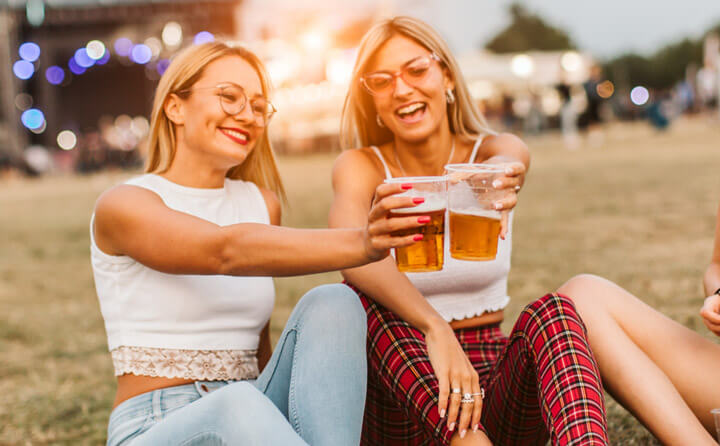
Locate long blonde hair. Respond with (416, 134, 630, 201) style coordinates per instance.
(340, 16, 494, 150)
(145, 42, 285, 201)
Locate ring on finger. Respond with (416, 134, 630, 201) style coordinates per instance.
(461, 397, 475, 404)
(451, 388, 462, 394)
(470, 388, 485, 399)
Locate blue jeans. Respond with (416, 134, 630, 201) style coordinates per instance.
(106, 284, 367, 446)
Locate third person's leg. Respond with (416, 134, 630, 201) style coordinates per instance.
(559, 274, 720, 445)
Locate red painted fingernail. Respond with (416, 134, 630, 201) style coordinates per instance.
(413, 197, 425, 204)
(401, 183, 413, 190)
(413, 234, 424, 241)
(418, 216, 431, 223)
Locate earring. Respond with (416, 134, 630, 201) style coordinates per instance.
(446, 89, 455, 104)
(376, 114, 385, 128)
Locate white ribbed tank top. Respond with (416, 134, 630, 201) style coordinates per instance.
(90, 174, 275, 351)
(370, 139, 512, 321)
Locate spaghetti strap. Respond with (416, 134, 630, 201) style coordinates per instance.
(370, 146, 393, 179)
(468, 136, 485, 163)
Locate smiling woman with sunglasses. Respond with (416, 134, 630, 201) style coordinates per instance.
(92, 42, 429, 446)
(330, 17, 610, 445)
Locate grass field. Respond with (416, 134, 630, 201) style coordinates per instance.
(2, 117, 720, 445)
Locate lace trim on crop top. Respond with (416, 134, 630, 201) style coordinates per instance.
(111, 346, 259, 381)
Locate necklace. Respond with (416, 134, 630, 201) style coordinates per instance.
(393, 139, 456, 177)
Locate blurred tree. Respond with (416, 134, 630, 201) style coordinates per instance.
(485, 3, 576, 53)
(602, 21, 719, 90)
(652, 38, 703, 87)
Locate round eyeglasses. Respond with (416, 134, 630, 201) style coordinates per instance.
(360, 54, 442, 96)
(177, 83, 277, 126)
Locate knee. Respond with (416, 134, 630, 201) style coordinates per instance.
(297, 284, 367, 337)
(523, 291, 579, 319)
(556, 273, 607, 307)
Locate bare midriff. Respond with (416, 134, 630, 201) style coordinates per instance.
(114, 374, 195, 409)
(449, 309, 504, 330)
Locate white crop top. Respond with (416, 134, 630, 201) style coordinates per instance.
(90, 174, 276, 355)
(370, 139, 513, 321)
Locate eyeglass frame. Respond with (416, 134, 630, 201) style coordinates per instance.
(175, 82, 277, 126)
(359, 53, 443, 96)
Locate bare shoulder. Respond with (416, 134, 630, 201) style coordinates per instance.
(93, 184, 164, 254)
(478, 132, 530, 167)
(481, 132, 527, 151)
(257, 187, 281, 226)
(94, 184, 162, 222)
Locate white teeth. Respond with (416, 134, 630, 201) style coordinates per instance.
(397, 103, 425, 116)
(223, 129, 247, 141)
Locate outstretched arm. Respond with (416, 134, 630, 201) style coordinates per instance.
(93, 182, 426, 277)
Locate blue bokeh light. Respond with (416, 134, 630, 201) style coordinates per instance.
(13, 60, 35, 80)
(193, 31, 215, 45)
(68, 57, 86, 75)
(74, 48, 95, 68)
(96, 50, 111, 65)
(130, 44, 152, 64)
(21, 108, 45, 130)
(45, 66, 65, 85)
(19, 42, 41, 62)
(156, 59, 171, 76)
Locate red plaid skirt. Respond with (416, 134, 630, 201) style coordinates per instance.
(349, 286, 609, 446)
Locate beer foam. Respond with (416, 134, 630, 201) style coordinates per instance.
(392, 194, 446, 214)
(450, 207, 501, 220)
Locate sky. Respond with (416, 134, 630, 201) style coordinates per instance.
(413, 0, 720, 59)
(246, 0, 720, 60)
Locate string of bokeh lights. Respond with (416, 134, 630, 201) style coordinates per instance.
(12, 23, 215, 151)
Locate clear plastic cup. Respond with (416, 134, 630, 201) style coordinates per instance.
(444, 163, 508, 261)
(384, 176, 447, 272)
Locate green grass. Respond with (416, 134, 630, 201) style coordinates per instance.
(1, 117, 720, 444)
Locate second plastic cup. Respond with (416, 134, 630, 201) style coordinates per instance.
(445, 163, 507, 261)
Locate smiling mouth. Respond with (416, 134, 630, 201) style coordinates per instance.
(395, 102, 427, 122)
(219, 128, 249, 145)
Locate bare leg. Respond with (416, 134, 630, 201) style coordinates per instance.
(558, 274, 720, 445)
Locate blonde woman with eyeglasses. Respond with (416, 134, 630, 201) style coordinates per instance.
(329, 17, 609, 445)
(92, 42, 431, 446)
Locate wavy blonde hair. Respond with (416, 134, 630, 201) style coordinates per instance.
(340, 16, 494, 150)
(145, 41, 285, 201)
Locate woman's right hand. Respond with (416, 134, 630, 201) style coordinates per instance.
(363, 182, 429, 262)
(700, 293, 720, 336)
(425, 321, 483, 438)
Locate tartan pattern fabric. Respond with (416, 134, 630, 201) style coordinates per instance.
(350, 286, 609, 446)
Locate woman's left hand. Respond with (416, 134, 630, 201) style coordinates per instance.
(700, 293, 720, 337)
(487, 160, 526, 239)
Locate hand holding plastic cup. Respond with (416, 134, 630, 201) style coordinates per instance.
(383, 176, 447, 272)
(444, 164, 510, 261)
